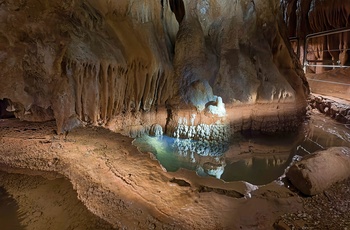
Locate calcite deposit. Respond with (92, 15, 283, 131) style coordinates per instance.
(1, 1, 350, 229)
(0, 0, 309, 139)
(281, 0, 350, 72)
(286, 147, 350, 195)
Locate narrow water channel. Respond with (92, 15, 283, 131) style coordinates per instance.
(133, 112, 350, 185)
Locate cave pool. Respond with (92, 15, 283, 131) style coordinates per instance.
(133, 112, 350, 185)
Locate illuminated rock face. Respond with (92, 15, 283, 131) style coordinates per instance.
(281, 0, 350, 72)
(286, 147, 350, 195)
(0, 0, 309, 137)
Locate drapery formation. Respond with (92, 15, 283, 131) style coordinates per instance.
(0, 0, 309, 135)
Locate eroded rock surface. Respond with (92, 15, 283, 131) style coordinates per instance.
(0, 0, 309, 138)
(0, 119, 303, 229)
(309, 93, 350, 124)
(286, 147, 350, 196)
(0, 170, 115, 230)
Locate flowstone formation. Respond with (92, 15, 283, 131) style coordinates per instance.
(281, 0, 350, 72)
(0, 0, 309, 140)
(286, 147, 350, 195)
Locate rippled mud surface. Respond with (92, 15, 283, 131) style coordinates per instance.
(134, 111, 350, 185)
(0, 186, 23, 230)
(0, 170, 115, 230)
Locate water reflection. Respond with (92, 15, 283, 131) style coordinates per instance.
(133, 135, 228, 178)
(133, 112, 350, 185)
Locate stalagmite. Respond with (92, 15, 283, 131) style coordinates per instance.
(0, 0, 309, 138)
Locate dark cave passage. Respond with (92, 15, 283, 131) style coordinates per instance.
(0, 99, 15, 119)
(169, 0, 185, 24)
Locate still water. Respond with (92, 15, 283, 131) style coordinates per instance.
(133, 112, 350, 185)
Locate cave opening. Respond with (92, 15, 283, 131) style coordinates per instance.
(169, 0, 185, 24)
(0, 99, 15, 119)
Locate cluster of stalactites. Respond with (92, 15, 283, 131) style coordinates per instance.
(59, 59, 172, 127)
(308, 0, 350, 32)
(281, 0, 350, 36)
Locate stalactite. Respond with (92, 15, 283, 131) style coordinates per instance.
(281, 0, 350, 71)
(308, 0, 350, 32)
(0, 0, 310, 136)
(61, 56, 173, 128)
(98, 62, 107, 123)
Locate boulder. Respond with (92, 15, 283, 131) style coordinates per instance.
(286, 147, 350, 195)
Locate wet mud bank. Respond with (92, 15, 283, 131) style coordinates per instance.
(0, 114, 349, 229)
(0, 184, 23, 230)
(0, 169, 115, 230)
(309, 94, 350, 124)
(0, 119, 304, 229)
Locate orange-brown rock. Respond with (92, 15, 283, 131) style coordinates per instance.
(0, 0, 309, 137)
(286, 147, 350, 196)
(281, 0, 350, 73)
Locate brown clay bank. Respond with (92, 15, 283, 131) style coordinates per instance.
(0, 169, 115, 230)
(309, 94, 350, 124)
(1, 113, 350, 229)
(0, 119, 305, 229)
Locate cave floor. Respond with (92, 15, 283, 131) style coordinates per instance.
(0, 117, 349, 229)
(1, 68, 350, 229)
(0, 170, 114, 230)
(306, 68, 350, 102)
(0, 118, 301, 229)
(1, 67, 350, 229)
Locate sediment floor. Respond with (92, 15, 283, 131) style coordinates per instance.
(0, 119, 303, 229)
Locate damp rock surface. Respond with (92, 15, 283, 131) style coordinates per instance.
(286, 147, 350, 196)
(309, 93, 350, 124)
(275, 177, 350, 230)
(0, 0, 308, 135)
(1, 112, 350, 229)
(0, 119, 304, 229)
(0, 170, 115, 230)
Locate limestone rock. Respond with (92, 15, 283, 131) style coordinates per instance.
(149, 124, 163, 137)
(126, 125, 147, 138)
(185, 80, 215, 112)
(286, 147, 350, 196)
(281, 0, 350, 72)
(309, 94, 350, 124)
(0, 0, 309, 136)
(0, 99, 14, 119)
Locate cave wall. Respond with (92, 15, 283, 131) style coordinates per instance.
(281, 0, 350, 72)
(0, 0, 309, 136)
(0, 0, 177, 134)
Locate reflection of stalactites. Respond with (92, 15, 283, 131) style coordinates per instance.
(202, 162, 226, 179)
(244, 156, 288, 168)
(190, 152, 195, 163)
